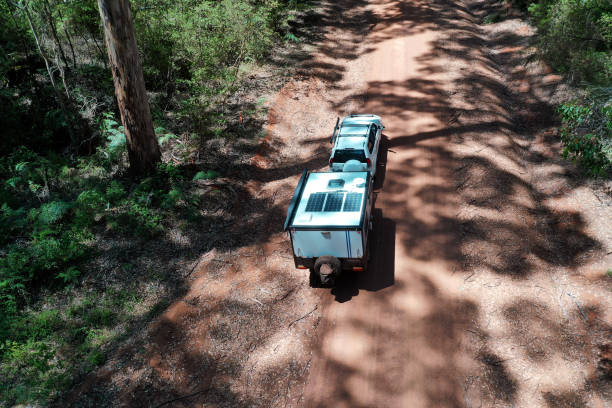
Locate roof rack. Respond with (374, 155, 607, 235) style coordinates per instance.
(330, 117, 340, 145)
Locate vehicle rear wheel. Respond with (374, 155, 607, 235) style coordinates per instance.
(314, 256, 341, 287)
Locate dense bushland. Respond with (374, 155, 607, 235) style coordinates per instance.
(526, 0, 611, 85)
(558, 96, 612, 177)
(514, 0, 612, 174)
(0, 117, 218, 404)
(0, 0, 307, 405)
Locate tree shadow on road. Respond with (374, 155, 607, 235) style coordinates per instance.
(303, 0, 611, 406)
(331, 209, 396, 302)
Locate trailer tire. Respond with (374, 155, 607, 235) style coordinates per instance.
(309, 269, 321, 288)
(314, 256, 341, 287)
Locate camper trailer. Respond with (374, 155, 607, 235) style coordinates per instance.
(284, 170, 373, 286)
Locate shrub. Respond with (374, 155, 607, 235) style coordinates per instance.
(193, 170, 220, 181)
(105, 181, 127, 204)
(116, 201, 164, 237)
(558, 100, 612, 176)
(529, 0, 612, 85)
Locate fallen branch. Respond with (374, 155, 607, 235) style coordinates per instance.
(184, 249, 219, 277)
(276, 286, 297, 302)
(301, 358, 312, 376)
(567, 293, 588, 322)
(464, 271, 475, 282)
(153, 389, 208, 408)
(185, 258, 203, 277)
(447, 111, 461, 124)
(289, 305, 318, 328)
(456, 174, 472, 191)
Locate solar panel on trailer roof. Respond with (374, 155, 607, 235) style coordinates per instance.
(323, 192, 344, 212)
(289, 172, 368, 228)
(343, 192, 363, 212)
(305, 192, 326, 212)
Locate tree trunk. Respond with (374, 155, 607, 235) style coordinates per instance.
(97, 0, 160, 175)
(80, 32, 96, 63)
(64, 25, 77, 68)
(41, 0, 69, 69)
(23, 2, 75, 142)
(91, 31, 108, 69)
(52, 0, 77, 68)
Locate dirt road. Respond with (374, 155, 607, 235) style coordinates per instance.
(67, 0, 612, 406)
(282, 0, 612, 406)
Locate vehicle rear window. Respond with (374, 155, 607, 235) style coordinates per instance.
(332, 149, 366, 163)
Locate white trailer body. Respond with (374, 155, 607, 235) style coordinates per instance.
(291, 230, 365, 259)
(284, 170, 373, 285)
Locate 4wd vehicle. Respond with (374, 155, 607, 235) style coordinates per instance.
(284, 170, 374, 287)
(329, 114, 384, 177)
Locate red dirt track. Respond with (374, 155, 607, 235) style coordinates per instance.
(65, 0, 612, 406)
(276, 0, 612, 406)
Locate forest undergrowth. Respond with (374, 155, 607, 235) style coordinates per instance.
(0, 0, 313, 404)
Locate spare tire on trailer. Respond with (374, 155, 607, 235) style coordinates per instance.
(313, 256, 341, 287)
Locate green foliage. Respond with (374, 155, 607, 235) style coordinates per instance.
(86, 349, 106, 366)
(284, 32, 300, 42)
(558, 100, 612, 176)
(98, 112, 127, 167)
(131, 0, 308, 122)
(517, 0, 612, 175)
(0, 148, 94, 308)
(84, 307, 117, 327)
(0, 288, 140, 404)
(193, 170, 220, 181)
(32, 201, 71, 226)
(156, 127, 177, 146)
(483, 12, 503, 24)
(116, 200, 164, 236)
(105, 180, 127, 204)
(526, 0, 612, 85)
(56, 267, 81, 284)
(0, 140, 216, 404)
(1, 0, 307, 157)
(135, 0, 282, 90)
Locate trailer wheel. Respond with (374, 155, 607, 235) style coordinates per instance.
(309, 269, 321, 288)
(314, 256, 341, 287)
